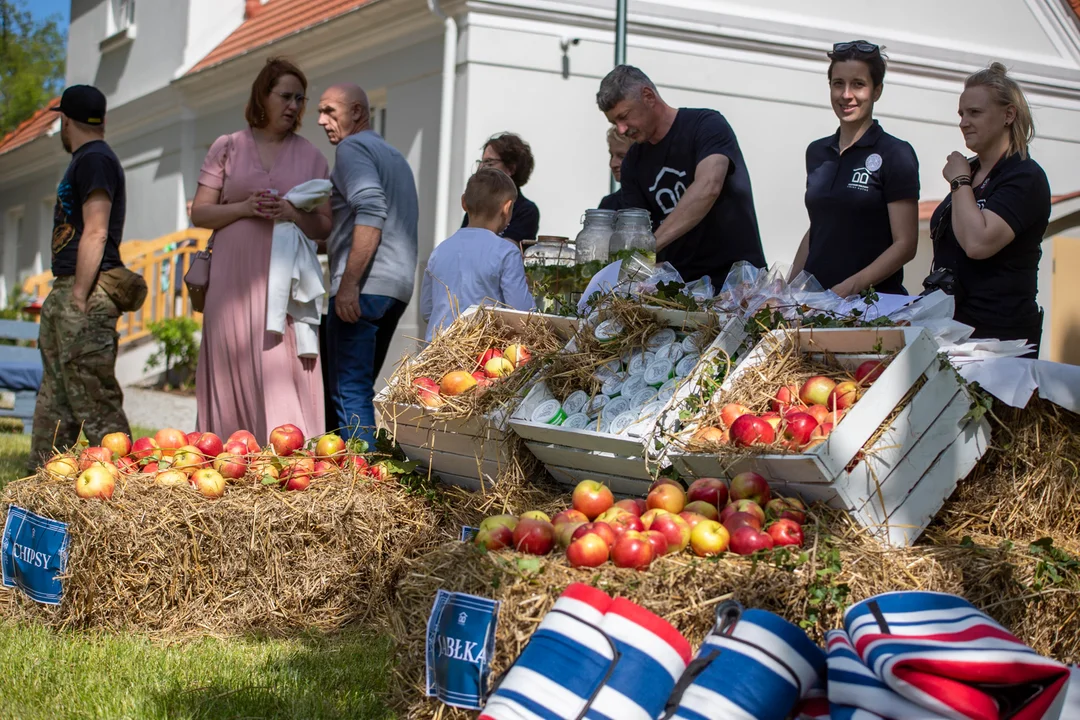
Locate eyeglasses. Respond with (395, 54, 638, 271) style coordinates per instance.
(274, 91, 307, 105)
(832, 41, 879, 55)
(474, 158, 503, 171)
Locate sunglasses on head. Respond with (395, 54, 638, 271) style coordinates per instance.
(833, 41, 879, 54)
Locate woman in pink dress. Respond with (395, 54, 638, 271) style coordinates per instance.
(190, 58, 332, 443)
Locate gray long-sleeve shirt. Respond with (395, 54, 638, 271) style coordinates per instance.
(327, 130, 419, 302)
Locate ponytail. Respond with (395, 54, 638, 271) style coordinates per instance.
(964, 62, 1035, 159)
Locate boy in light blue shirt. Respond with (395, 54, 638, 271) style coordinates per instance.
(421, 169, 536, 341)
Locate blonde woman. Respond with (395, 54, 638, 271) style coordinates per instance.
(926, 63, 1050, 355)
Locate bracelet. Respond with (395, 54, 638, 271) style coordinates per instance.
(950, 176, 973, 192)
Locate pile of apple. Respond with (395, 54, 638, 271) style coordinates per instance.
(691, 359, 886, 451)
(473, 473, 807, 571)
(43, 424, 390, 502)
(412, 344, 532, 408)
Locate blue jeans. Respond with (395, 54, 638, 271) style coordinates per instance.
(325, 294, 407, 445)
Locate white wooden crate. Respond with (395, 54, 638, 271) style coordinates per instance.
(374, 307, 579, 491)
(509, 309, 746, 495)
(666, 326, 991, 546)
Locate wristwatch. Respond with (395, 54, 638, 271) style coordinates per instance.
(950, 176, 973, 192)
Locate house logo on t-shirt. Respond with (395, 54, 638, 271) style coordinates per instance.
(649, 167, 688, 214)
(848, 167, 871, 192)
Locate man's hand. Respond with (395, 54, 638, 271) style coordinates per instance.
(335, 279, 362, 323)
(830, 278, 859, 298)
(72, 294, 89, 313)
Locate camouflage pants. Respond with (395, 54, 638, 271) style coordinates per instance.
(29, 276, 131, 470)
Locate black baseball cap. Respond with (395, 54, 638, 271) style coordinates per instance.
(50, 85, 107, 125)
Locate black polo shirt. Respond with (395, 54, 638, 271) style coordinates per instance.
(930, 152, 1050, 342)
(51, 140, 126, 276)
(598, 189, 625, 211)
(803, 120, 919, 295)
(619, 108, 765, 283)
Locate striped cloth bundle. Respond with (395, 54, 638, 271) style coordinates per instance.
(478, 583, 692, 720)
(662, 601, 826, 720)
(827, 591, 1075, 720)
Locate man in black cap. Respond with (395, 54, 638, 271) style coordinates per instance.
(30, 85, 133, 469)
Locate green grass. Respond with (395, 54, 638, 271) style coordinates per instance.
(0, 429, 399, 719)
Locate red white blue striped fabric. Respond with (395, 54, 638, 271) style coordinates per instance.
(664, 607, 826, 720)
(794, 683, 830, 719)
(479, 584, 691, 720)
(832, 591, 1074, 720)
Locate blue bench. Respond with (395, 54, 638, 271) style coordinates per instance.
(0, 319, 43, 433)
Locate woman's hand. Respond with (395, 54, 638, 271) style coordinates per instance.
(942, 152, 972, 183)
(830, 278, 859, 298)
(239, 191, 265, 219)
(255, 192, 300, 222)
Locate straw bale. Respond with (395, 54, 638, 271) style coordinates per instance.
(0, 467, 445, 637)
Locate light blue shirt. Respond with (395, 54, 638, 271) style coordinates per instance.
(420, 227, 536, 341)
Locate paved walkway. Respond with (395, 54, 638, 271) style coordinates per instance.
(122, 387, 197, 433)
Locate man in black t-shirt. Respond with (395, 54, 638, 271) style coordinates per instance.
(30, 85, 132, 470)
(596, 65, 766, 283)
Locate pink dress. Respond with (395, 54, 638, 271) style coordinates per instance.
(195, 129, 329, 443)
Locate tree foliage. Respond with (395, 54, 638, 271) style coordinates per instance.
(0, 0, 65, 136)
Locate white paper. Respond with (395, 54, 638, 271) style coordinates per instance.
(957, 358, 1080, 413)
(578, 260, 623, 312)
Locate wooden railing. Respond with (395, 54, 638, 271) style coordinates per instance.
(21, 227, 213, 345)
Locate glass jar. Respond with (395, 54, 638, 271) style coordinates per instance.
(574, 209, 616, 264)
(523, 236, 575, 267)
(609, 208, 656, 258)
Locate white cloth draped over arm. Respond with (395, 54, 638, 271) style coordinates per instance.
(266, 179, 333, 358)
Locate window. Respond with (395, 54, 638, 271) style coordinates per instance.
(101, 0, 136, 50)
(368, 89, 387, 136)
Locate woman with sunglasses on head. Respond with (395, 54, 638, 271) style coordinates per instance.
(927, 63, 1050, 356)
(190, 57, 332, 442)
(461, 133, 539, 247)
(790, 41, 920, 297)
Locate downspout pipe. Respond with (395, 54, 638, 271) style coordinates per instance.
(428, 0, 458, 248)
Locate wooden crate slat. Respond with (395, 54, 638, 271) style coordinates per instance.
(390, 421, 514, 465)
(675, 450, 831, 485)
(376, 398, 509, 438)
(525, 442, 655, 481)
(398, 442, 507, 484)
(510, 418, 649, 457)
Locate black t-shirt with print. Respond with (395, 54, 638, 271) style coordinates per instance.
(804, 121, 920, 295)
(929, 152, 1050, 342)
(51, 140, 126, 276)
(619, 108, 765, 284)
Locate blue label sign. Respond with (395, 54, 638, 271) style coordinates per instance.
(460, 526, 478, 542)
(2, 505, 69, 605)
(426, 589, 500, 709)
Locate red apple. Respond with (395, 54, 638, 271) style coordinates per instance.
(116, 456, 138, 475)
(783, 412, 819, 445)
(855, 360, 885, 386)
(440, 370, 478, 396)
(644, 530, 669, 558)
(639, 508, 670, 530)
(729, 471, 771, 506)
(726, 499, 766, 526)
(171, 445, 207, 475)
(154, 428, 188, 458)
(521, 510, 551, 522)
(512, 518, 556, 555)
(572, 521, 617, 550)
(767, 519, 804, 547)
(477, 348, 503, 367)
(606, 512, 645, 540)
(767, 498, 807, 525)
(313, 460, 334, 477)
(567, 532, 610, 568)
(720, 403, 753, 429)
(679, 511, 710, 531)
(552, 509, 589, 527)
(413, 377, 443, 408)
(723, 511, 763, 534)
(142, 461, 159, 474)
(556, 521, 585, 549)
(686, 478, 728, 509)
(283, 469, 312, 491)
(227, 430, 261, 454)
(729, 526, 775, 555)
(572, 480, 614, 520)
(75, 464, 115, 500)
(102, 432, 132, 458)
(611, 532, 654, 570)
(683, 500, 720, 521)
(650, 512, 691, 553)
(730, 415, 775, 447)
(191, 467, 226, 498)
(131, 436, 161, 463)
(315, 434, 346, 464)
(78, 446, 112, 471)
(484, 356, 515, 379)
(213, 452, 248, 480)
(649, 478, 682, 492)
(186, 431, 201, 446)
(475, 515, 518, 551)
(811, 422, 834, 441)
(806, 405, 831, 426)
(691, 426, 729, 448)
(504, 344, 531, 367)
(365, 463, 391, 481)
(771, 384, 800, 413)
(647, 483, 686, 514)
(346, 454, 369, 475)
(830, 381, 860, 412)
(689, 520, 730, 557)
(760, 412, 782, 434)
(614, 498, 647, 516)
(799, 376, 836, 408)
(192, 432, 224, 460)
(269, 423, 305, 457)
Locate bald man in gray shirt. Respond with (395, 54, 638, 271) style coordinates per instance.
(317, 83, 418, 444)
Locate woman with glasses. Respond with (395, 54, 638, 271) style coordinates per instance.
(926, 63, 1050, 355)
(462, 133, 540, 246)
(790, 41, 920, 297)
(190, 57, 332, 441)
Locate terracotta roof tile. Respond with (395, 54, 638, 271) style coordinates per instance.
(919, 191, 1080, 221)
(187, 0, 374, 75)
(0, 99, 61, 156)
